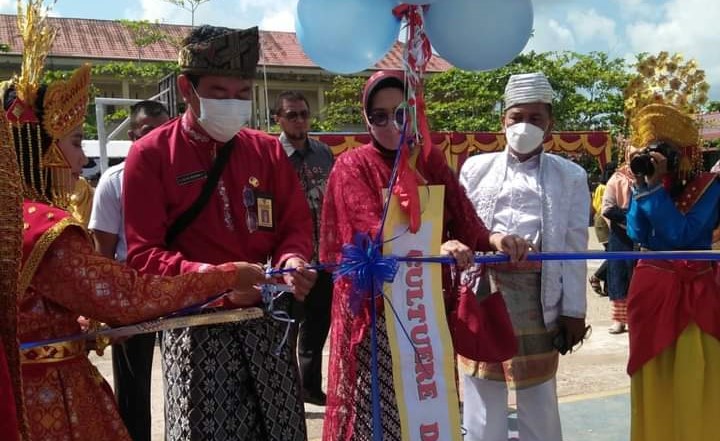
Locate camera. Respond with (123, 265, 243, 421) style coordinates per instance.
(629, 142, 679, 176)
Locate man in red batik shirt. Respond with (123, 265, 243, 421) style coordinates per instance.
(123, 25, 316, 441)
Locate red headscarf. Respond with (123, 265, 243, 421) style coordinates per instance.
(362, 70, 422, 233)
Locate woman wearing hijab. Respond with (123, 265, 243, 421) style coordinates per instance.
(319, 70, 529, 441)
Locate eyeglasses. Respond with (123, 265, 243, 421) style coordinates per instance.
(281, 110, 310, 122)
(367, 106, 406, 128)
(243, 185, 257, 233)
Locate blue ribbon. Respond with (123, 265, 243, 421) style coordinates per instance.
(265, 249, 720, 279)
(260, 284, 296, 356)
(335, 233, 399, 315)
(397, 250, 720, 265)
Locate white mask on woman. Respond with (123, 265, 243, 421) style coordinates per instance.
(192, 86, 252, 142)
(505, 122, 546, 155)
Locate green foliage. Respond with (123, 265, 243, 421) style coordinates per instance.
(106, 108, 129, 122)
(0, 43, 9, 53)
(44, 62, 177, 139)
(707, 101, 720, 113)
(424, 51, 632, 133)
(318, 51, 632, 138)
(92, 61, 179, 80)
(315, 76, 365, 132)
(117, 19, 168, 60)
(44, 62, 178, 84)
(317, 51, 631, 182)
(424, 68, 504, 131)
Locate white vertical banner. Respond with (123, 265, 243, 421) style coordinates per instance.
(383, 185, 462, 441)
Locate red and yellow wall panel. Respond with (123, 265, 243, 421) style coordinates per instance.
(312, 131, 613, 173)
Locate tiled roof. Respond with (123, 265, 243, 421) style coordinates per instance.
(699, 112, 720, 140)
(0, 14, 451, 72)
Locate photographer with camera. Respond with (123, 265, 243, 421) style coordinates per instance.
(625, 103, 720, 441)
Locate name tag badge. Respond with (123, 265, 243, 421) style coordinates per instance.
(176, 170, 207, 186)
(256, 194, 274, 230)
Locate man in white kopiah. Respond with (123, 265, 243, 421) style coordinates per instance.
(458, 72, 589, 441)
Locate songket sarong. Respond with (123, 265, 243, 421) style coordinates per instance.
(162, 300, 306, 441)
(461, 268, 558, 389)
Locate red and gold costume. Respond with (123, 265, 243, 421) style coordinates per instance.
(320, 143, 494, 441)
(1, 3, 252, 440)
(17, 202, 242, 441)
(0, 344, 19, 441)
(0, 84, 22, 441)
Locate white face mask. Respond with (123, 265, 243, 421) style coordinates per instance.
(505, 122, 546, 155)
(192, 87, 252, 142)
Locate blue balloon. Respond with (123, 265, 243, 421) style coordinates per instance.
(296, 0, 401, 74)
(425, 0, 533, 71)
(396, 0, 441, 4)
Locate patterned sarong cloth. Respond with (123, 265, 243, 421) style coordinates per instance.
(352, 312, 403, 441)
(162, 298, 306, 441)
(461, 268, 558, 390)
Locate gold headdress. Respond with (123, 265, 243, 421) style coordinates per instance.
(632, 103, 699, 150)
(624, 52, 708, 180)
(2, 0, 91, 210)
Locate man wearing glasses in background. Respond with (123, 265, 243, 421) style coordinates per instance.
(275, 91, 334, 406)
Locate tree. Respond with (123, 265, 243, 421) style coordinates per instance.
(425, 51, 632, 133)
(315, 76, 366, 132)
(317, 51, 631, 179)
(163, 0, 211, 27)
(318, 51, 632, 136)
(117, 19, 168, 61)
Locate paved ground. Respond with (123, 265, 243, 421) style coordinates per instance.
(90, 228, 632, 440)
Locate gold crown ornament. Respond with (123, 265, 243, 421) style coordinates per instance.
(3, 0, 91, 210)
(624, 52, 706, 180)
(624, 52, 708, 122)
(630, 103, 699, 150)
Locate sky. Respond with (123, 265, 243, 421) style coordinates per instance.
(1, 0, 719, 99)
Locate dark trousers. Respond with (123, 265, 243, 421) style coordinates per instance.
(295, 270, 333, 393)
(607, 231, 635, 301)
(112, 332, 156, 441)
(594, 244, 609, 281)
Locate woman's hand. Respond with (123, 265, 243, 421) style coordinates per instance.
(645, 151, 668, 187)
(232, 262, 266, 290)
(440, 240, 473, 270)
(633, 151, 668, 188)
(489, 233, 531, 262)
